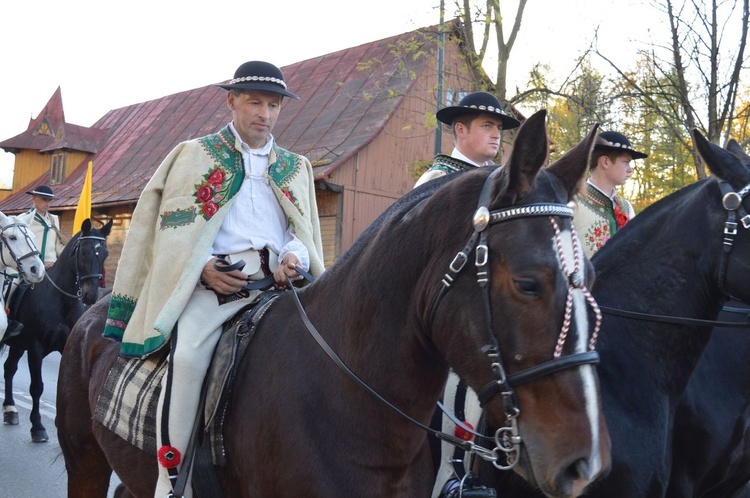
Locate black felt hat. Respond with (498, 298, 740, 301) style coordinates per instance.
(436, 91, 520, 129)
(216, 61, 300, 100)
(25, 185, 54, 199)
(595, 131, 648, 159)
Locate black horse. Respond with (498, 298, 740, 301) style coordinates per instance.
(466, 129, 750, 497)
(3, 218, 112, 442)
(664, 137, 750, 498)
(667, 300, 750, 498)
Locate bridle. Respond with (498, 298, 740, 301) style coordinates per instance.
(45, 234, 107, 299)
(0, 221, 41, 277)
(427, 168, 601, 469)
(285, 169, 602, 472)
(600, 179, 750, 329)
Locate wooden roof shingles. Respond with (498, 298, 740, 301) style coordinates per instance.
(0, 24, 441, 212)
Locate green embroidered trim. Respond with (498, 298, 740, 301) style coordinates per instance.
(103, 293, 137, 341)
(118, 336, 166, 359)
(269, 146, 300, 187)
(195, 127, 244, 220)
(428, 154, 478, 175)
(159, 207, 197, 230)
(579, 184, 617, 232)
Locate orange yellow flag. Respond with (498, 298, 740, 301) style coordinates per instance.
(73, 161, 93, 234)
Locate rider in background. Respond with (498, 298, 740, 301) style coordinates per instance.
(102, 60, 325, 498)
(2, 185, 64, 343)
(417, 91, 519, 498)
(17, 185, 65, 269)
(573, 131, 648, 258)
(413, 91, 519, 188)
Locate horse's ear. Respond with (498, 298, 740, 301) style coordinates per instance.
(101, 219, 113, 237)
(81, 218, 92, 235)
(726, 139, 750, 163)
(692, 129, 750, 186)
(501, 110, 549, 198)
(547, 123, 600, 200)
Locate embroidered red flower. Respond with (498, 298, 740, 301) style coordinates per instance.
(196, 184, 214, 203)
(614, 205, 629, 229)
(207, 168, 225, 186)
(202, 200, 219, 218)
(157, 445, 181, 469)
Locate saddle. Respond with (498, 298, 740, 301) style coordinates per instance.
(93, 290, 283, 463)
(204, 290, 282, 464)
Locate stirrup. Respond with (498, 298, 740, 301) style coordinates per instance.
(440, 474, 497, 498)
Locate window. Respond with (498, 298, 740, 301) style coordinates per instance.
(50, 153, 66, 185)
(445, 89, 468, 107)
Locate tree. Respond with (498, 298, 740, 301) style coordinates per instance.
(597, 0, 750, 179)
(453, 0, 529, 105)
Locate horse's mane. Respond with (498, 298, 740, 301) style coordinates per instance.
(329, 171, 465, 271)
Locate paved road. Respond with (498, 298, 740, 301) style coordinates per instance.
(0, 349, 120, 498)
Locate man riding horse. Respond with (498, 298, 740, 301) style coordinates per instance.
(101, 60, 325, 498)
(2, 185, 65, 343)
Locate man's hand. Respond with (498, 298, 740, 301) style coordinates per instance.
(201, 258, 248, 294)
(44, 261, 54, 270)
(274, 253, 302, 284)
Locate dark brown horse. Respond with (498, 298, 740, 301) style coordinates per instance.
(56, 110, 611, 498)
(478, 130, 750, 497)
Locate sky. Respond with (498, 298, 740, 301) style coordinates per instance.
(0, 0, 655, 187)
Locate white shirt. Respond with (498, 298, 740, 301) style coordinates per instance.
(209, 123, 310, 270)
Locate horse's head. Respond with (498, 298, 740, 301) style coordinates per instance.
(693, 130, 750, 304)
(0, 212, 44, 284)
(424, 111, 610, 497)
(74, 218, 112, 305)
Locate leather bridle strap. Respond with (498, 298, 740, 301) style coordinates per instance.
(599, 305, 750, 328)
(214, 258, 315, 290)
(717, 180, 750, 295)
(284, 272, 477, 452)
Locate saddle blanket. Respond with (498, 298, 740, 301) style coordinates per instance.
(93, 351, 167, 455)
(93, 291, 280, 461)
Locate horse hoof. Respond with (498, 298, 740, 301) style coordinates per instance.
(31, 429, 49, 442)
(3, 411, 18, 425)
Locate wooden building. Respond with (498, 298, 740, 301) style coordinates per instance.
(0, 21, 520, 283)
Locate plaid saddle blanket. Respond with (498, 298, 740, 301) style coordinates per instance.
(93, 350, 167, 455)
(92, 291, 281, 462)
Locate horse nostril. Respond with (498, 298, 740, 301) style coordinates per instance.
(556, 457, 594, 496)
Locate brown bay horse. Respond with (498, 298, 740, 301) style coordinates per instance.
(56, 110, 611, 498)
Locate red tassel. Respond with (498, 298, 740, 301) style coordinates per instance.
(157, 445, 181, 469)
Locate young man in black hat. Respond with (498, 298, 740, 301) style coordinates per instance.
(101, 60, 325, 498)
(574, 131, 648, 257)
(426, 90, 520, 498)
(414, 91, 520, 188)
(17, 185, 65, 269)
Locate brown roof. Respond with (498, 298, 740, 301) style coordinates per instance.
(0, 24, 440, 213)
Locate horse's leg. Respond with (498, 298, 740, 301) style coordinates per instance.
(2, 346, 24, 425)
(57, 399, 114, 497)
(25, 343, 48, 442)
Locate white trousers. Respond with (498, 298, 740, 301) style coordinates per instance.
(154, 249, 275, 498)
(431, 371, 483, 498)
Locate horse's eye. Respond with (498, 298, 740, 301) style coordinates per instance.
(8, 235, 16, 241)
(513, 278, 541, 296)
